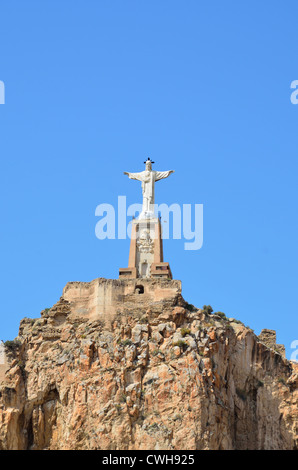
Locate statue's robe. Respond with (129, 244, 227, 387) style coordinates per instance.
(125, 170, 173, 213)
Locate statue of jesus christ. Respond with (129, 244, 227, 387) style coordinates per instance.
(124, 158, 174, 219)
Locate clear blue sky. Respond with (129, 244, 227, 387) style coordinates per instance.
(0, 1, 297, 358)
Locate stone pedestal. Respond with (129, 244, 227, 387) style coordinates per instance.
(119, 217, 172, 279)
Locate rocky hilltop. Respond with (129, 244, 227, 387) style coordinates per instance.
(0, 278, 297, 450)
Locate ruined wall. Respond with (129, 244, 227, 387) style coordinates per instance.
(0, 343, 8, 382)
(62, 278, 182, 326)
(258, 329, 286, 358)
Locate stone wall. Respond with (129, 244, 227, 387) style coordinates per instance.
(258, 329, 286, 358)
(62, 277, 182, 326)
(0, 343, 8, 382)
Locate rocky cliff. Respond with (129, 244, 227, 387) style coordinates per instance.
(0, 278, 297, 450)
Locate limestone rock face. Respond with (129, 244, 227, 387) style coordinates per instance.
(0, 278, 297, 450)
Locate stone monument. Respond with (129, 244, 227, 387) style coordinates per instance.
(119, 158, 174, 280)
(51, 158, 180, 327)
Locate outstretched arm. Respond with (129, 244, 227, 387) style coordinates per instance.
(123, 171, 143, 181)
(155, 170, 175, 181)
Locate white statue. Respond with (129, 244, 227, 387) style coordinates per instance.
(124, 158, 174, 219)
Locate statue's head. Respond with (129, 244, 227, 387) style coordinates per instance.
(144, 157, 154, 171)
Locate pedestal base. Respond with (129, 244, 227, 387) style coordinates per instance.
(119, 267, 137, 279)
(119, 217, 172, 279)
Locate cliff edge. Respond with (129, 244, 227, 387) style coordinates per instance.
(0, 278, 297, 450)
